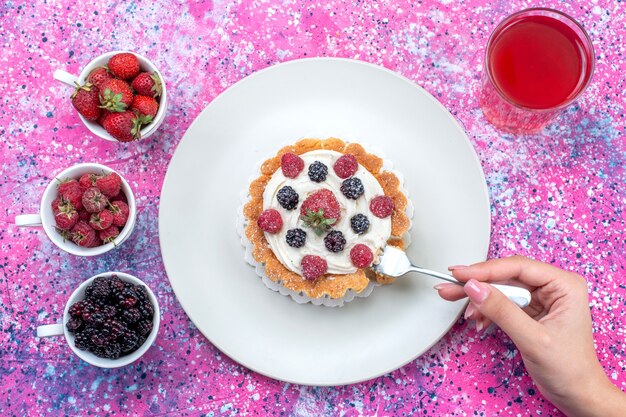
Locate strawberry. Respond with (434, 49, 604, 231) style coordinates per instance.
(333, 154, 358, 179)
(87, 66, 113, 90)
(97, 109, 113, 127)
(301, 255, 327, 281)
(102, 110, 151, 142)
(257, 209, 283, 233)
(281, 153, 304, 178)
(350, 244, 373, 268)
(370, 196, 394, 218)
(58, 179, 83, 210)
(99, 78, 133, 112)
(107, 52, 140, 80)
(299, 189, 341, 235)
(71, 220, 98, 247)
(99, 226, 120, 244)
(96, 172, 122, 197)
(109, 200, 129, 227)
(130, 95, 158, 119)
(82, 187, 108, 213)
(79, 173, 100, 190)
(89, 210, 114, 231)
(131, 72, 162, 98)
(54, 205, 79, 230)
(71, 82, 101, 121)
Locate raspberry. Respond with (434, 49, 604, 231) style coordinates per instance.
(58, 179, 84, 210)
(90, 210, 114, 231)
(95, 172, 122, 197)
(324, 230, 346, 253)
(285, 228, 307, 248)
(111, 192, 128, 204)
(51, 197, 64, 215)
(99, 226, 120, 244)
(257, 209, 283, 233)
(350, 244, 374, 268)
(82, 187, 108, 213)
(281, 153, 304, 178)
(277, 186, 299, 210)
(71, 220, 98, 247)
(340, 177, 364, 200)
(350, 214, 370, 235)
(78, 209, 91, 221)
(79, 173, 100, 190)
(308, 161, 328, 182)
(108, 200, 129, 227)
(54, 206, 79, 230)
(370, 196, 394, 218)
(333, 154, 358, 179)
(301, 255, 327, 281)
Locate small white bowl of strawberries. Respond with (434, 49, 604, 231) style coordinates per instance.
(54, 51, 167, 142)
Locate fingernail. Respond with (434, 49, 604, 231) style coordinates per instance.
(434, 283, 456, 290)
(476, 320, 484, 332)
(464, 279, 489, 304)
(464, 303, 476, 319)
(448, 265, 468, 271)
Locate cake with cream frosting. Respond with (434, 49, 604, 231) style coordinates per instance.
(242, 138, 411, 301)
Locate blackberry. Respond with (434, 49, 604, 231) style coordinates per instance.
(135, 286, 149, 302)
(102, 305, 117, 318)
(277, 186, 299, 210)
(103, 319, 125, 339)
(86, 312, 106, 328)
(66, 317, 84, 333)
(85, 278, 111, 301)
(119, 331, 140, 353)
(81, 302, 98, 323)
(68, 301, 85, 318)
(117, 290, 138, 309)
(102, 343, 122, 359)
(285, 228, 307, 248)
(324, 231, 346, 253)
(135, 320, 153, 337)
(91, 332, 109, 347)
(350, 214, 370, 235)
(340, 177, 364, 199)
(121, 308, 142, 324)
(138, 301, 154, 319)
(73, 329, 93, 350)
(308, 161, 328, 182)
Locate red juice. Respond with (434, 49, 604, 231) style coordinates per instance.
(480, 9, 594, 133)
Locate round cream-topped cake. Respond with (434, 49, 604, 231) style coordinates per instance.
(242, 138, 411, 301)
(263, 149, 392, 275)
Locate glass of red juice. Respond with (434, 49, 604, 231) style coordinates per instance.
(480, 8, 594, 133)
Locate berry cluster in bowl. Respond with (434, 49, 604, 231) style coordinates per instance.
(66, 275, 155, 360)
(52, 171, 129, 247)
(71, 52, 163, 142)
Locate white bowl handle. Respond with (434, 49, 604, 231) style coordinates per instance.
(37, 323, 64, 338)
(53, 69, 78, 87)
(15, 214, 42, 227)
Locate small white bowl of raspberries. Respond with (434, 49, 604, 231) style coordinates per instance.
(15, 163, 137, 256)
(54, 51, 167, 142)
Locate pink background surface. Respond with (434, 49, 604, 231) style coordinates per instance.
(1, 0, 625, 415)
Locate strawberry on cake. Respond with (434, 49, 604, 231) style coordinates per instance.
(241, 138, 411, 304)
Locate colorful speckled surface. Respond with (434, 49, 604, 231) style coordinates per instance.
(1, 0, 625, 415)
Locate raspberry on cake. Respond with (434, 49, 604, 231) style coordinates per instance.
(242, 138, 411, 303)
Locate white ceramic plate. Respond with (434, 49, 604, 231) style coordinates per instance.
(159, 58, 490, 386)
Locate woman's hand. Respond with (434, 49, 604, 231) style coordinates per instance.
(436, 256, 625, 417)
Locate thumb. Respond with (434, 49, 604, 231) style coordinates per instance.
(464, 279, 544, 351)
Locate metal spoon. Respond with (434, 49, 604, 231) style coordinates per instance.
(372, 246, 531, 307)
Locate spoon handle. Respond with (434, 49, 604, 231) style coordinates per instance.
(408, 266, 531, 308)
